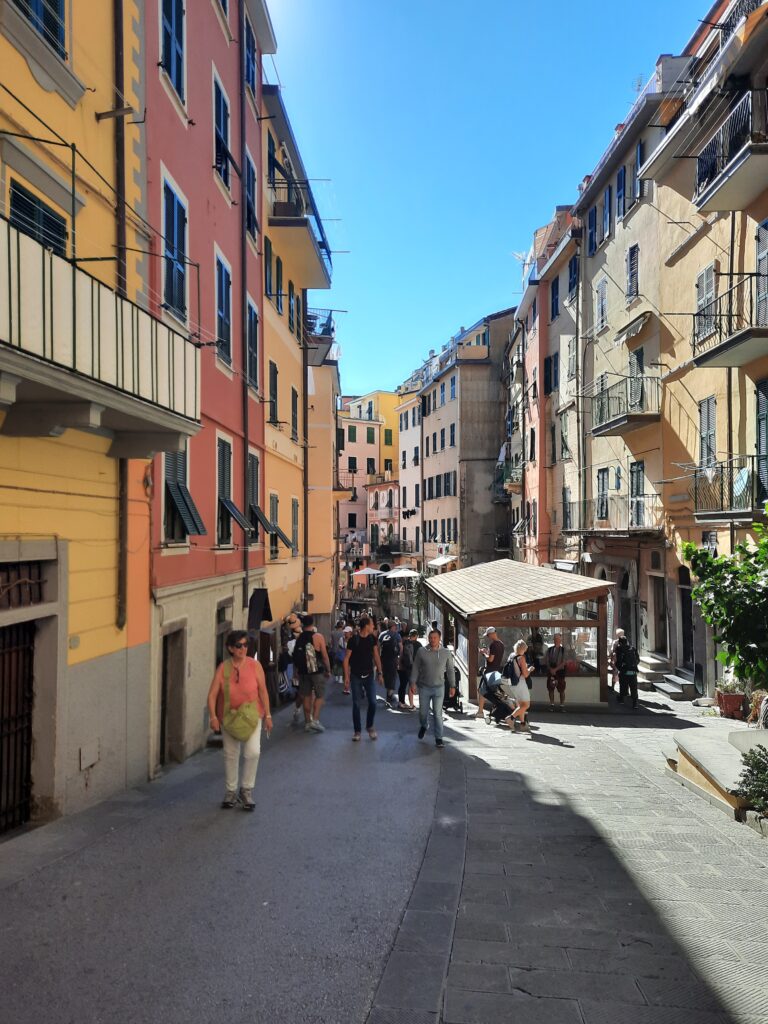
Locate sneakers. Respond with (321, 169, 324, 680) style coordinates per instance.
(418, 725, 427, 739)
(221, 790, 237, 809)
(237, 788, 255, 811)
(292, 707, 303, 725)
(309, 719, 325, 732)
(435, 739, 444, 749)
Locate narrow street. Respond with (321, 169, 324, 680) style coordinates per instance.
(1, 688, 767, 1024)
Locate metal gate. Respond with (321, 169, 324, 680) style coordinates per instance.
(0, 622, 35, 834)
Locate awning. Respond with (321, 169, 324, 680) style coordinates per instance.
(273, 524, 294, 549)
(250, 504, 274, 534)
(427, 554, 456, 568)
(219, 497, 252, 532)
(247, 588, 273, 630)
(166, 481, 206, 535)
(613, 312, 650, 348)
(554, 560, 578, 573)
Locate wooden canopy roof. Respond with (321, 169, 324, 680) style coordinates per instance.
(424, 559, 611, 621)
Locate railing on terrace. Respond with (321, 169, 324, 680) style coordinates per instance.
(0, 216, 199, 421)
(692, 273, 768, 355)
(302, 307, 335, 346)
(268, 172, 332, 274)
(592, 377, 661, 430)
(695, 90, 768, 199)
(392, 540, 414, 553)
(720, 0, 762, 50)
(340, 587, 380, 602)
(494, 531, 510, 550)
(693, 455, 768, 515)
(335, 470, 357, 490)
(562, 494, 664, 532)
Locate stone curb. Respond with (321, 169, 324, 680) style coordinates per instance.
(366, 748, 467, 1023)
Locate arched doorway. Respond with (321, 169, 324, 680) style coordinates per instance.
(678, 566, 694, 672)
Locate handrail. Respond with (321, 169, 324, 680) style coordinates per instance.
(267, 168, 332, 274)
(592, 377, 661, 429)
(692, 273, 768, 356)
(693, 454, 767, 513)
(695, 90, 768, 199)
(562, 494, 664, 531)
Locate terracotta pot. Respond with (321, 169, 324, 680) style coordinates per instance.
(716, 689, 746, 720)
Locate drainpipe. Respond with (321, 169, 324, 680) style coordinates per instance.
(238, 0, 250, 612)
(574, 242, 583, 558)
(302, 293, 310, 609)
(727, 211, 736, 555)
(113, 0, 128, 630)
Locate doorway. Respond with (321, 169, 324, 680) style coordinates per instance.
(651, 576, 667, 655)
(678, 567, 694, 671)
(0, 621, 35, 834)
(160, 629, 186, 766)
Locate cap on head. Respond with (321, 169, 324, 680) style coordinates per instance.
(343, 625, 353, 633)
(409, 628, 418, 636)
(483, 626, 497, 637)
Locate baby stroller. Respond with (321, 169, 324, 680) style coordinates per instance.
(443, 663, 464, 714)
(481, 671, 518, 725)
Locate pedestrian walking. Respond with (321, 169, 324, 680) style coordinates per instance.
(410, 628, 455, 749)
(293, 614, 332, 733)
(207, 629, 272, 811)
(476, 626, 505, 719)
(378, 618, 401, 708)
(545, 633, 567, 711)
(397, 628, 420, 709)
(609, 629, 625, 691)
(344, 615, 384, 741)
(329, 618, 346, 683)
(341, 625, 354, 693)
(613, 630, 640, 708)
(504, 639, 531, 731)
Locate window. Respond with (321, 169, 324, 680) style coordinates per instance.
(616, 165, 625, 221)
(450, 423, 456, 447)
(216, 256, 231, 362)
(452, 470, 457, 496)
(366, 427, 375, 445)
(291, 498, 299, 556)
(560, 412, 570, 459)
(412, 406, 418, 426)
(562, 487, 572, 530)
(531, 368, 538, 402)
(440, 519, 445, 543)
(367, 401, 373, 420)
(550, 276, 559, 321)
(601, 185, 612, 242)
(384, 428, 393, 446)
(595, 278, 608, 332)
(433, 519, 437, 540)
(217, 438, 232, 545)
(446, 519, 452, 541)
(268, 360, 278, 423)
(347, 456, 357, 473)
(246, 301, 258, 386)
(426, 436, 430, 457)
(529, 428, 536, 463)
(532, 298, 537, 324)
(246, 452, 260, 536)
(162, 0, 184, 100)
(629, 461, 645, 527)
(568, 255, 578, 298)
(264, 236, 273, 297)
(440, 383, 445, 405)
(440, 428, 445, 450)
(348, 425, 357, 442)
(9, 180, 67, 257)
(269, 494, 279, 560)
(291, 388, 299, 441)
(288, 281, 295, 332)
(14, 0, 65, 57)
(415, 526, 420, 551)
(384, 458, 393, 472)
(244, 16, 256, 92)
(699, 396, 716, 467)
(544, 356, 553, 395)
(164, 448, 205, 541)
(436, 475, 443, 498)
(367, 458, 375, 474)
(596, 468, 609, 520)
(267, 132, 276, 187)
(634, 139, 644, 200)
(401, 451, 406, 469)
(245, 154, 258, 238)
(450, 376, 456, 400)
(427, 477, 434, 500)
(214, 79, 230, 187)
(550, 424, 557, 464)
(445, 472, 452, 495)
(348, 513, 357, 528)
(275, 256, 283, 314)
(587, 206, 597, 256)
(568, 337, 577, 379)
(432, 431, 437, 453)
(415, 483, 420, 507)
(453, 517, 458, 541)
(402, 486, 407, 507)
(162, 182, 186, 317)
(626, 244, 639, 300)
(413, 446, 419, 466)
(696, 264, 716, 340)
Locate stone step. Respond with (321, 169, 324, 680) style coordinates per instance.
(653, 679, 687, 701)
(663, 673, 697, 699)
(639, 653, 671, 668)
(670, 729, 749, 815)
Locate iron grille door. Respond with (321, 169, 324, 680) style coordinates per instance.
(0, 622, 35, 834)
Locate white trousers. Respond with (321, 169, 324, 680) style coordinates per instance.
(222, 718, 262, 791)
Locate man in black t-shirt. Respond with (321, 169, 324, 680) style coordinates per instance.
(343, 615, 384, 741)
(476, 626, 505, 719)
(378, 618, 402, 708)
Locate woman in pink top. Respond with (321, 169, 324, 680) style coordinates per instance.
(208, 630, 272, 811)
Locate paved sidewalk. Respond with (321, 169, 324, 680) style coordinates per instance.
(368, 697, 768, 1024)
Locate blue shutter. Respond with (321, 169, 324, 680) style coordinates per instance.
(616, 166, 625, 219)
(603, 186, 612, 240)
(635, 139, 645, 198)
(543, 356, 552, 395)
(164, 185, 187, 316)
(587, 207, 597, 255)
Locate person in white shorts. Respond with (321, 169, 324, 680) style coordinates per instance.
(505, 639, 532, 731)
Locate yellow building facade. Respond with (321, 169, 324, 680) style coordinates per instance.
(0, 2, 199, 829)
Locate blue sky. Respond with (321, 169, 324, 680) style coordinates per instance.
(266, 0, 705, 395)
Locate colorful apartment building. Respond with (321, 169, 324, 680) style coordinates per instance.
(0, 0, 200, 828)
(396, 377, 424, 568)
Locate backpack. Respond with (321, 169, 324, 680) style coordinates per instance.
(293, 631, 319, 674)
(622, 645, 640, 674)
(502, 656, 517, 680)
(379, 630, 398, 661)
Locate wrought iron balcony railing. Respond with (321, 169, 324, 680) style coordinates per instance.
(720, 0, 762, 51)
(268, 172, 332, 275)
(692, 273, 768, 360)
(561, 494, 664, 532)
(592, 377, 661, 433)
(695, 90, 768, 201)
(693, 455, 768, 518)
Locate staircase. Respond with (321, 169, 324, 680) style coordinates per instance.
(636, 653, 671, 691)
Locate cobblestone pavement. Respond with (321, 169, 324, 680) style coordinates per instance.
(368, 693, 768, 1024)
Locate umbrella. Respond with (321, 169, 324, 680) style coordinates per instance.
(352, 567, 383, 576)
(383, 568, 421, 579)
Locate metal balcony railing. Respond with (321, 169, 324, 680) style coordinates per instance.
(720, 0, 762, 50)
(268, 172, 332, 274)
(392, 540, 414, 553)
(494, 531, 510, 551)
(340, 586, 379, 601)
(695, 90, 768, 200)
(561, 494, 664, 532)
(303, 307, 335, 344)
(693, 455, 768, 516)
(692, 273, 768, 357)
(592, 377, 661, 431)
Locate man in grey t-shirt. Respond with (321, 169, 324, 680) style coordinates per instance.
(410, 628, 455, 748)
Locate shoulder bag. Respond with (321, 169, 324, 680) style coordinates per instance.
(222, 660, 262, 741)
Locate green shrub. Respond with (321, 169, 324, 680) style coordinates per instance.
(737, 744, 768, 816)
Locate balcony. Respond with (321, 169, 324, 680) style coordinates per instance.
(0, 217, 199, 457)
(694, 90, 768, 212)
(492, 462, 523, 503)
(693, 455, 768, 521)
(494, 531, 510, 552)
(340, 586, 379, 603)
(692, 273, 768, 367)
(562, 494, 664, 533)
(304, 308, 336, 366)
(592, 377, 661, 437)
(391, 539, 414, 554)
(266, 173, 331, 289)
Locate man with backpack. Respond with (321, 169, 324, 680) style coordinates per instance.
(293, 614, 332, 733)
(378, 618, 402, 708)
(613, 629, 640, 709)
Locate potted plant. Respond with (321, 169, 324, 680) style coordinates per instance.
(715, 674, 747, 720)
